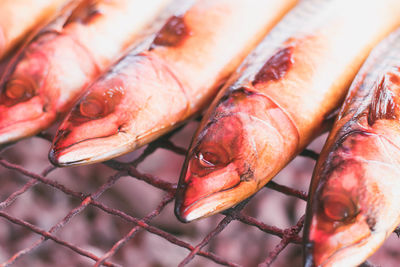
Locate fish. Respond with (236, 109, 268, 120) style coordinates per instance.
(0, 0, 171, 145)
(174, 0, 400, 223)
(48, 0, 298, 166)
(0, 0, 69, 59)
(303, 29, 400, 267)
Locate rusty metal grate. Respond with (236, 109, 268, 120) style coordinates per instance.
(0, 119, 398, 267)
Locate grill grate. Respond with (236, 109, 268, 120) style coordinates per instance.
(0, 119, 398, 267)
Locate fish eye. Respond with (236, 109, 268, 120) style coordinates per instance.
(321, 193, 358, 222)
(79, 95, 105, 119)
(189, 145, 231, 177)
(196, 145, 230, 169)
(4, 78, 35, 101)
(197, 151, 221, 168)
(79, 87, 124, 119)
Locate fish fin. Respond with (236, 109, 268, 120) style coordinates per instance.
(368, 74, 397, 126)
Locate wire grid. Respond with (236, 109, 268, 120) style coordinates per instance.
(0, 120, 398, 267)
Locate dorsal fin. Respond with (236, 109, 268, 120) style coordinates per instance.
(368, 74, 397, 125)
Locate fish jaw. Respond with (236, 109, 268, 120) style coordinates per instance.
(304, 214, 385, 267)
(49, 130, 134, 166)
(0, 97, 55, 144)
(175, 155, 258, 222)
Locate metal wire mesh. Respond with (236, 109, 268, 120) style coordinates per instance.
(0, 117, 399, 266)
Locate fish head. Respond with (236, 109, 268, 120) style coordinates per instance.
(49, 76, 131, 166)
(0, 46, 56, 144)
(49, 52, 192, 167)
(303, 135, 396, 267)
(175, 113, 259, 222)
(0, 31, 101, 145)
(175, 87, 299, 222)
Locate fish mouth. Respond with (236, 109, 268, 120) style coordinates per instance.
(175, 181, 256, 223)
(304, 231, 385, 267)
(0, 111, 53, 145)
(49, 131, 134, 167)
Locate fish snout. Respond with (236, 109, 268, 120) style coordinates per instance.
(304, 241, 317, 267)
(48, 147, 59, 166)
(175, 165, 242, 222)
(49, 124, 133, 167)
(174, 183, 191, 223)
(175, 151, 260, 222)
(0, 96, 54, 145)
(48, 144, 69, 167)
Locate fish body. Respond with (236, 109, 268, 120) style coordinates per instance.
(175, 0, 400, 222)
(0, 0, 170, 144)
(304, 29, 400, 267)
(49, 0, 297, 166)
(0, 0, 69, 59)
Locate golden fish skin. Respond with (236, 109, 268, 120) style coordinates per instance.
(175, 0, 400, 223)
(48, 0, 297, 166)
(304, 29, 400, 267)
(0, 0, 170, 145)
(0, 0, 69, 59)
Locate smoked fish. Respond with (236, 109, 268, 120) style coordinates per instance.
(304, 29, 400, 267)
(49, 0, 297, 166)
(0, 0, 69, 59)
(175, 0, 400, 222)
(0, 0, 170, 144)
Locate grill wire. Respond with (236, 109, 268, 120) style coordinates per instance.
(0, 118, 399, 267)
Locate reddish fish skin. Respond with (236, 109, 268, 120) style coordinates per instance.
(49, 0, 298, 166)
(175, 0, 400, 223)
(0, 0, 69, 59)
(304, 30, 400, 267)
(0, 0, 170, 145)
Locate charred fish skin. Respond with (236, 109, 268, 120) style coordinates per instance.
(0, 0, 170, 145)
(49, 0, 298, 167)
(0, 0, 69, 59)
(175, 0, 400, 223)
(304, 30, 400, 267)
